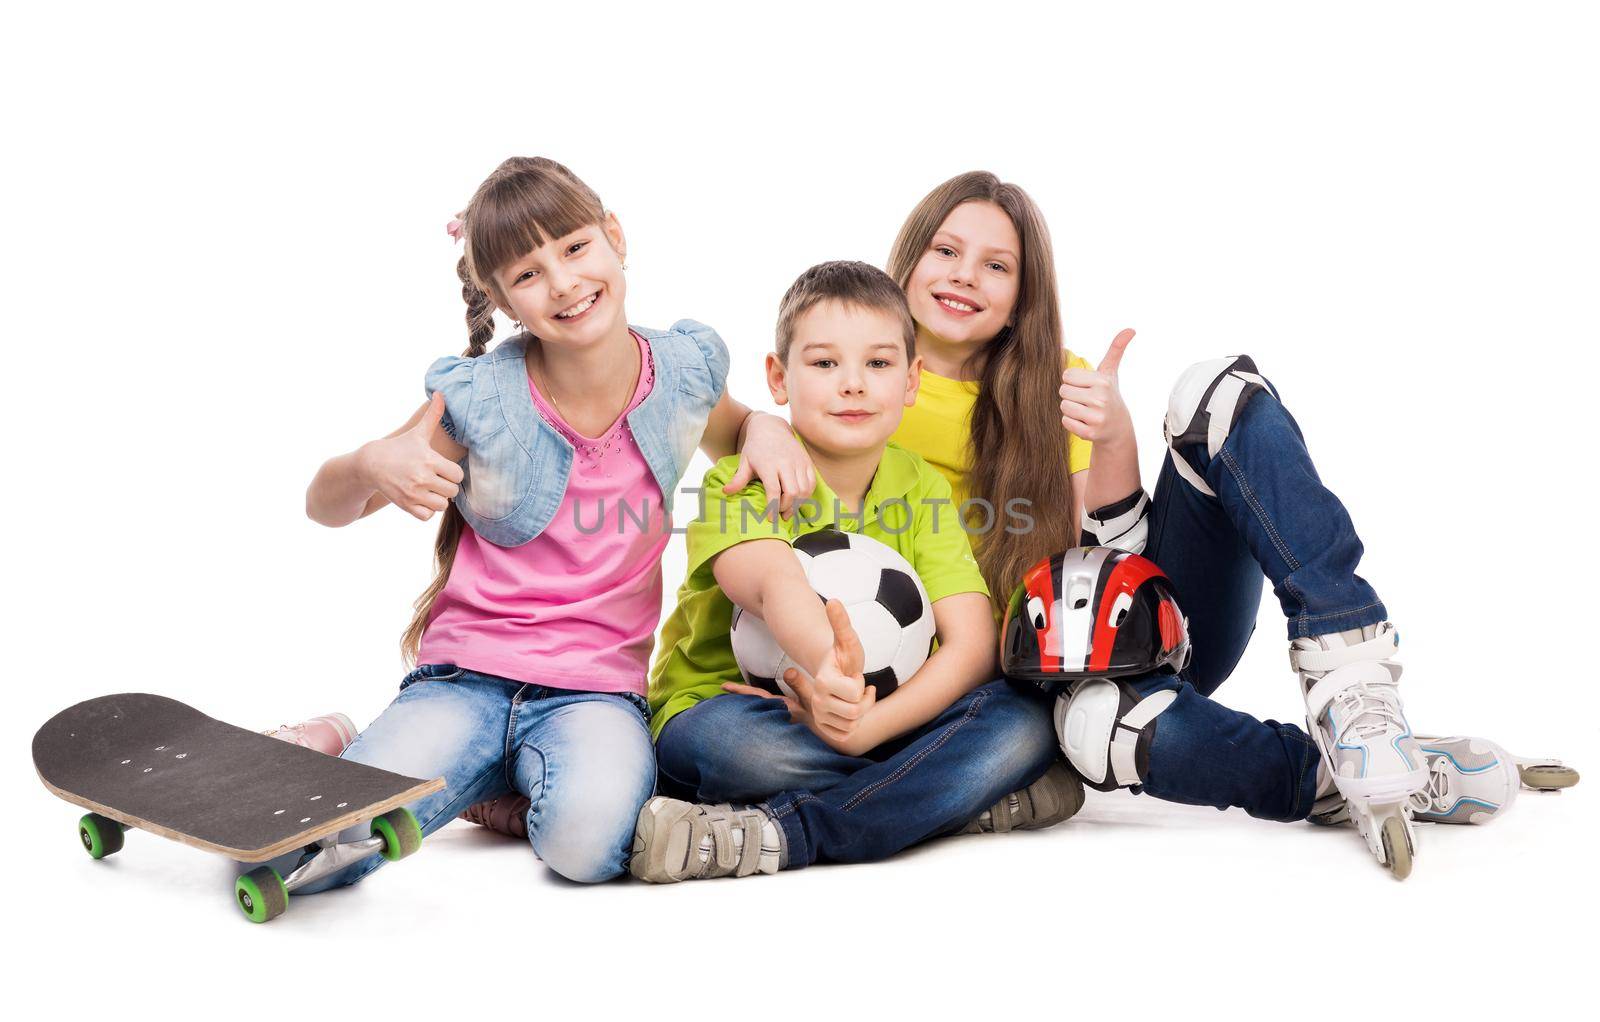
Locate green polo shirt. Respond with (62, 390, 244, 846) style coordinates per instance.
(647, 440, 987, 738)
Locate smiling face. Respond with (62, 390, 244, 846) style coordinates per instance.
(490, 213, 629, 347)
(904, 199, 1022, 354)
(767, 300, 922, 460)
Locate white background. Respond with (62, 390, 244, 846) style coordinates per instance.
(6, 1, 1596, 1018)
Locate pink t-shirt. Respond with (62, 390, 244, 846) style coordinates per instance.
(417, 331, 672, 695)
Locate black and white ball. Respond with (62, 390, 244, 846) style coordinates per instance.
(730, 528, 936, 700)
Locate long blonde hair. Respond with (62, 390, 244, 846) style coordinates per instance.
(400, 156, 609, 664)
(886, 171, 1077, 607)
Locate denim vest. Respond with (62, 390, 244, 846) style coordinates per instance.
(425, 319, 730, 547)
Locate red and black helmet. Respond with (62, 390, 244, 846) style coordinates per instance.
(1001, 546, 1191, 690)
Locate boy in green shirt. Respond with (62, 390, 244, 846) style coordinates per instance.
(631, 261, 1081, 884)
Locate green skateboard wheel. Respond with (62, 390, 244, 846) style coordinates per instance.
(235, 866, 288, 923)
(372, 808, 422, 862)
(78, 813, 124, 859)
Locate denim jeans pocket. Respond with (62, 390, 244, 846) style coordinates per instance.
(399, 663, 464, 691)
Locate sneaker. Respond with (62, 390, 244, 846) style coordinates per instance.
(263, 712, 357, 756)
(630, 797, 782, 883)
(460, 794, 532, 839)
(963, 760, 1086, 833)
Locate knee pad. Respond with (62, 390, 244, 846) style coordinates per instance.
(1163, 355, 1274, 498)
(1052, 678, 1177, 792)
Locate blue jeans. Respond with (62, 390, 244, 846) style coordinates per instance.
(1130, 369, 1388, 821)
(288, 665, 655, 889)
(655, 679, 1058, 868)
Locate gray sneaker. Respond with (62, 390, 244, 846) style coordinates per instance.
(630, 797, 783, 883)
(964, 760, 1086, 834)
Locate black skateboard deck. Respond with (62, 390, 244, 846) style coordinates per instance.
(34, 693, 445, 862)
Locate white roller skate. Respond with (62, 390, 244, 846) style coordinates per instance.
(1312, 736, 1580, 826)
(1412, 737, 1578, 811)
(1293, 622, 1427, 879)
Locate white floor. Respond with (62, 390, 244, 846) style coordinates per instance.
(17, 768, 1592, 1020)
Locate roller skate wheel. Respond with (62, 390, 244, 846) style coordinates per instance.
(1519, 763, 1579, 791)
(1380, 815, 1413, 880)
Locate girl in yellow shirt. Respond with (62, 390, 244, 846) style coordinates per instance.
(882, 171, 1572, 874)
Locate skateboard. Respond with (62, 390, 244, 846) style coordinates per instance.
(34, 693, 445, 923)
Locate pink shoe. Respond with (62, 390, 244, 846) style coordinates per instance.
(263, 712, 358, 756)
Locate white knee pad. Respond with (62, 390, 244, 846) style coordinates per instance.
(1163, 355, 1273, 498)
(1053, 679, 1177, 792)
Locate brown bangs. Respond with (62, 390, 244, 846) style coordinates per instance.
(461, 157, 607, 301)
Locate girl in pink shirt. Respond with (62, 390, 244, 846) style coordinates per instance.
(291, 157, 815, 887)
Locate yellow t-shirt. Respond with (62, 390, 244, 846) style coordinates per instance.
(889, 351, 1096, 509)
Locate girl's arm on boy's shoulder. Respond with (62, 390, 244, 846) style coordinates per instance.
(700, 393, 816, 520)
(699, 391, 754, 461)
(841, 591, 997, 755)
(306, 394, 467, 527)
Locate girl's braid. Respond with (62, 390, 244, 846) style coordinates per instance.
(457, 255, 495, 357)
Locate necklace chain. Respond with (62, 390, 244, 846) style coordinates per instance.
(529, 340, 649, 475)
(530, 341, 640, 441)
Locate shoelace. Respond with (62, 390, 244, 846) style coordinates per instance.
(1331, 682, 1405, 743)
(1409, 757, 1452, 813)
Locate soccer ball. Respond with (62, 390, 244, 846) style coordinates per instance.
(730, 528, 936, 700)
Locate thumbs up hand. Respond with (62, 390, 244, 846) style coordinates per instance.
(1059, 328, 1136, 447)
(358, 393, 467, 521)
